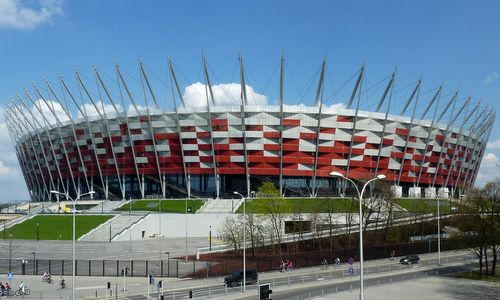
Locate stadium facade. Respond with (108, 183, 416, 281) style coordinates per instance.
(4, 57, 495, 202)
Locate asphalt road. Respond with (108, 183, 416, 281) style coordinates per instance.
(128, 251, 477, 300)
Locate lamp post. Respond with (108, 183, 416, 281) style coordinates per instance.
(50, 190, 95, 300)
(165, 251, 170, 277)
(233, 191, 246, 293)
(31, 251, 36, 275)
(36, 223, 39, 241)
(330, 172, 386, 300)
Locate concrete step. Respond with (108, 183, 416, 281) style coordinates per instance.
(197, 198, 242, 213)
(80, 214, 145, 241)
(86, 200, 126, 213)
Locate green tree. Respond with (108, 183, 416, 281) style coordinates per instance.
(254, 182, 290, 257)
(451, 180, 500, 277)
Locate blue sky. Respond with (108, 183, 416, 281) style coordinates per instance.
(0, 0, 499, 202)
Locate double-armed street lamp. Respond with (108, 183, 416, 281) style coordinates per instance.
(329, 172, 386, 300)
(233, 191, 246, 293)
(50, 190, 95, 300)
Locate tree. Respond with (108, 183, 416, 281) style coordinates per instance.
(451, 180, 500, 277)
(255, 182, 290, 257)
(245, 214, 265, 257)
(483, 180, 500, 275)
(220, 215, 243, 252)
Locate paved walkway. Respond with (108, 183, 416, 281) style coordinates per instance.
(318, 275, 500, 300)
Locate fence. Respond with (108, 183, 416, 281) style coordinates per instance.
(0, 258, 207, 278)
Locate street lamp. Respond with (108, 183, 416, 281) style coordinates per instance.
(165, 251, 170, 277)
(233, 191, 246, 293)
(50, 190, 95, 300)
(330, 172, 386, 300)
(31, 251, 36, 275)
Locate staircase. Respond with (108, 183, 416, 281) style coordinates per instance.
(80, 214, 146, 241)
(86, 200, 127, 213)
(197, 198, 243, 213)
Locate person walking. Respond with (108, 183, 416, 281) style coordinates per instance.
(0, 282, 5, 296)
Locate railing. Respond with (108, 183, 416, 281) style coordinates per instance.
(0, 258, 204, 278)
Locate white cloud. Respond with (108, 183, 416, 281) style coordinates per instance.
(487, 138, 500, 150)
(31, 99, 70, 125)
(77, 101, 122, 118)
(283, 102, 346, 112)
(483, 72, 499, 84)
(0, 108, 30, 201)
(475, 152, 500, 187)
(182, 82, 268, 107)
(0, 0, 63, 30)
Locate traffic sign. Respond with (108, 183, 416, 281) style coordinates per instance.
(7, 272, 14, 279)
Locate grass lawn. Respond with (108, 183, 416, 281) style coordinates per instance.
(0, 215, 113, 240)
(395, 198, 455, 214)
(236, 198, 360, 213)
(115, 199, 205, 213)
(453, 270, 500, 282)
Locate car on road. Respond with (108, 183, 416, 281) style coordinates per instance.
(400, 255, 420, 265)
(224, 269, 258, 287)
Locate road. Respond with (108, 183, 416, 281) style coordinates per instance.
(0, 250, 479, 299)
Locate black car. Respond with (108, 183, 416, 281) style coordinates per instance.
(399, 255, 420, 265)
(224, 269, 258, 287)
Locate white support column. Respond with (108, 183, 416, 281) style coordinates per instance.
(345, 65, 365, 179)
(31, 85, 81, 198)
(5, 107, 47, 201)
(396, 79, 421, 186)
(141, 174, 145, 199)
(168, 58, 190, 198)
(311, 58, 326, 197)
(239, 54, 251, 197)
(415, 86, 443, 189)
(60, 76, 107, 200)
(202, 55, 220, 198)
(46, 81, 92, 195)
(17, 95, 67, 196)
(108, 66, 145, 198)
(278, 53, 285, 196)
(444, 100, 477, 190)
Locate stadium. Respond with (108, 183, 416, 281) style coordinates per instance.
(4, 56, 495, 202)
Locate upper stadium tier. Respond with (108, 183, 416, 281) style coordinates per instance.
(4, 57, 495, 201)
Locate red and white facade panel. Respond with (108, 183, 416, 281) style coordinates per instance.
(7, 104, 489, 202)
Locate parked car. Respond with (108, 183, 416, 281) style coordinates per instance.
(399, 255, 420, 265)
(224, 269, 258, 287)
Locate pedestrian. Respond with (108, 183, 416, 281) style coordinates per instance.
(280, 260, 285, 272)
(5, 282, 11, 295)
(335, 257, 341, 267)
(391, 250, 396, 260)
(322, 258, 328, 269)
(0, 282, 5, 296)
(287, 260, 293, 271)
(19, 281, 25, 294)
